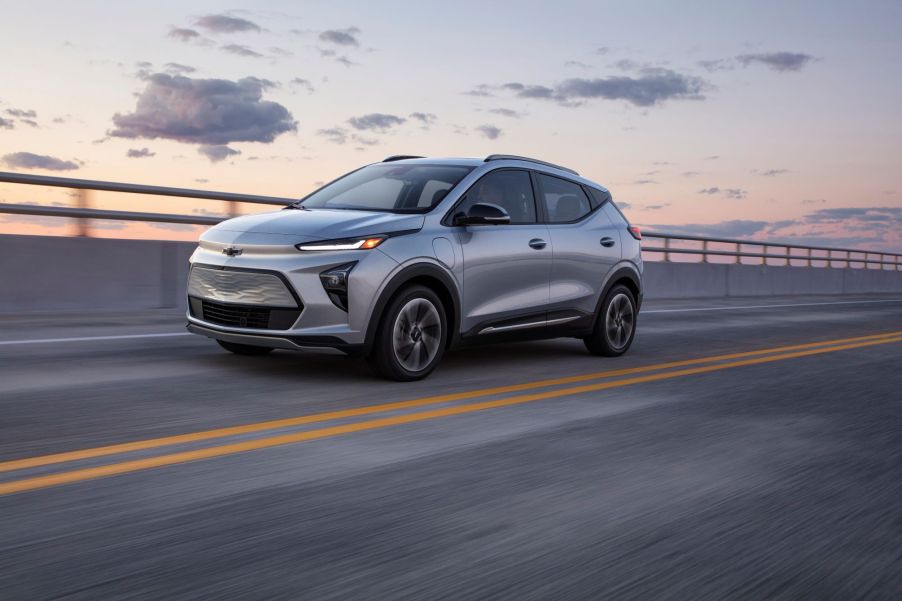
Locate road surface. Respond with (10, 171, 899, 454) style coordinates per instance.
(1, 294, 901, 600)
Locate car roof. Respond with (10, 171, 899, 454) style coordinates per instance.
(378, 156, 609, 193)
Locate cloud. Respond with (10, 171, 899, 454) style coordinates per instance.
(351, 134, 379, 147)
(650, 207, 902, 252)
(616, 201, 632, 210)
(164, 62, 195, 75)
(317, 127, 348, 144)
(3, 152, 79, 171)
(168, 28, 201, 42)
(736, 52, 815, 72)
(555, 69, 706, 106)
(724, 188, 747, 199)
(564, 60, 591, 69)
(222, 44, 263, 58)
(651, 220, 770, 238)
(347, 113, 406, 131)
(464, 84, 493, 97)
(126, 147, 155, 158)
(486, 68, 708, 107)
(596, 47, 610, 55)
(0, 117, 13, 129)
(289, 78, 315, 93)
(194, 14, 261, 34)
(409, 112, 437, 127)
(270, 47, 293, 57)
(488, 108, 522, 118)
(198, 144, 241, 162)
(501, 82, 556, 99)
(110, 73, 296, 146)
(6, 108, 37, 118)
(475, 124, 502, 140)
(755, 168, 789, 177)
(705, 155, 719, 160)
(697, 59, 733, 72)
(633, 179, 658, 185)
(682, 171, 700, 177)
(801, 198, 826, 205)
(698, 187, 721, 195)
(318, 27, 360, 47)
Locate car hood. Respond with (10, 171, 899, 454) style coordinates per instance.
(210, 208, 426, 240)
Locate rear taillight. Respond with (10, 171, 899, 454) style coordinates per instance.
(627, 225, 642, 240)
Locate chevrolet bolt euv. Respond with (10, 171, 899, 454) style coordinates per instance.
(186, 155, 643, 380)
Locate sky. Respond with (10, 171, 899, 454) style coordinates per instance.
(0, 0, 900, 250)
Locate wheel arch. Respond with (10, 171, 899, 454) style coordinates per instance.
(594, 263, 643, 318)
(364, 261, 461, 353)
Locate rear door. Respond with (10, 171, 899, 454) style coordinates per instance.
(451, 169, 552, 334)
(535, 173, 621, 318)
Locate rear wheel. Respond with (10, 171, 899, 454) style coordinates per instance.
(584, 284, 637, 356)
(368, 285, 447, 381)
(217, 340, 274, 356)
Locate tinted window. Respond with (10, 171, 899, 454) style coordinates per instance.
(537, 174, 593, 223)
(300, 164, 473, 213)
(586, 186, 611, 209)
(456, 170, 537, 224)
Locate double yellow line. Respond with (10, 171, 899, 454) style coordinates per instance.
(2, 330, 900, 495)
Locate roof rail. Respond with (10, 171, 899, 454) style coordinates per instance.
(382, 155, 424, 163)
(484, 154, 579, 176)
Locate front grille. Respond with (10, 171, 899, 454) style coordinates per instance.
(191, 298, 302, 330)
(188, 265, 297, 307)
(201, 299, 271, 329)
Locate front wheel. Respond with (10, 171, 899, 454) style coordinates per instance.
(368, 285, 447, 381)
(584, 284, 637, 356)
(217, 340, 274, 356)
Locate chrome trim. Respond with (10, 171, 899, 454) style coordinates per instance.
(477, 315, 580, 335)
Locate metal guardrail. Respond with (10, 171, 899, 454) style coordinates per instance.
(1, 171, 899, 270)
(642, 232, 901, 270)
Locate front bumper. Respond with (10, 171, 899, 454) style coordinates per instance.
(186, 322, 361, 355)
(185, 237, 400, 349)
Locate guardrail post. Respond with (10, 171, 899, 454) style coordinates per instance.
(785, 246, 790, 267)
(735, 242, 741, 264)
(663, 238, 670, 262)
(805, 247, 811, 267)
(75, 188, 90, 237)
(762, 245, 767, 266)
(702, 240, 709, 263)
(229, 201, 239, 218)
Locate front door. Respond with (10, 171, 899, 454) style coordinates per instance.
(452, 169, 552, 334)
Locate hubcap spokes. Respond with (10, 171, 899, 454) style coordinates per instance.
(392, 298, 441, 372)
(605, 293, 634, 350)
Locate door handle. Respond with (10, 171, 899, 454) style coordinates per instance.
(528, 238, 547, 250)
(600, 237, 616, 248)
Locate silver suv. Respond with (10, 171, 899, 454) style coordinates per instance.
(186, 155, 643, 380)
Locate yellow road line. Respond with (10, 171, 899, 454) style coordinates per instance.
(1, 329, 900, 474)
(2, 334, 900, 496)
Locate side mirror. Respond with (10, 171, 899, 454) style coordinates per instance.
(453, 202, 511, 226)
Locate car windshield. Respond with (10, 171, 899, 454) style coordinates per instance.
(298, 164, 474, 212)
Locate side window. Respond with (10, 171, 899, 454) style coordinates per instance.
(586, 186, 611, 210)
(537, 174, 593, 223)
(457, 170, 537, 224)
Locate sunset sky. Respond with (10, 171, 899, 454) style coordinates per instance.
(1, 0, 900, 250)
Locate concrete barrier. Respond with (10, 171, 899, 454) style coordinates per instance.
(0, 234, 899, 313)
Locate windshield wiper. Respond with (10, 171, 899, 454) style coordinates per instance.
(283, 201, 309, 210)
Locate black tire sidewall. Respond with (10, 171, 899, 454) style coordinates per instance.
(370, 285, 447, 380)
(586, 284, 637, 356)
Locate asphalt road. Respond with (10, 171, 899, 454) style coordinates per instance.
(1, 294, 901, 600)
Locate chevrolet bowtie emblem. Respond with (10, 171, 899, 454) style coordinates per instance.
(222, 246, 243, 257)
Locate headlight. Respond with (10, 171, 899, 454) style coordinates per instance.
(319, 262, 356, 311)
(296, 236, 385, 251)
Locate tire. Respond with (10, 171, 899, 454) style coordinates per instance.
(368, 284, 447, 381)
(217, 339, 275, 356)
(584, 284, 637, 357)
